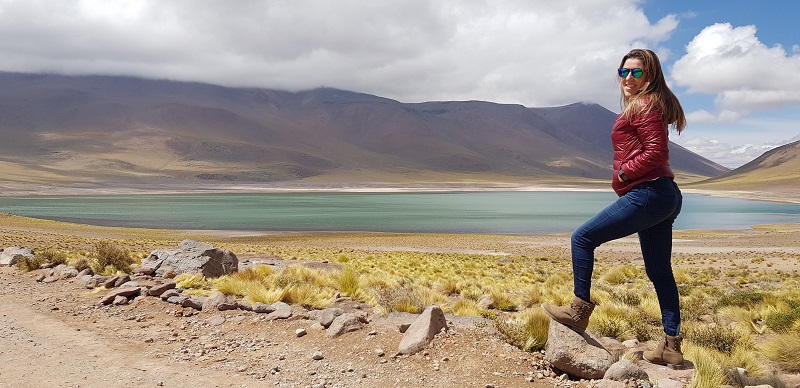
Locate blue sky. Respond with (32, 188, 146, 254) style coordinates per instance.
(642, 0, 800, 167)
(0, 0, 797, 168)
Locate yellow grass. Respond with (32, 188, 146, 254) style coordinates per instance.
(3, 213, 800, 385)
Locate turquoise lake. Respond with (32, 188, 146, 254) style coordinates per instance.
(1, 192, 799, 234)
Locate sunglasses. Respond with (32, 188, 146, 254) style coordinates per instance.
(618, 67, 644, 79)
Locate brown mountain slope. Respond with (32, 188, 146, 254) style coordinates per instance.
(689, 140, 800, 194)
(0, 72, 728, 187)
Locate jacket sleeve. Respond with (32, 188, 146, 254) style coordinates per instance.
(620, 110, 668, 180)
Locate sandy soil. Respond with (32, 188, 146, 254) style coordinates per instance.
(2, 215, 800, 387)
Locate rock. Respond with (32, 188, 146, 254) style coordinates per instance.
(622, 339, 639, 348)
(544, 320, 615, 380)
(140, 240, 238, 278)
(477, 295, 494, 309)
(103, 276, 120, 288)
(59, 267, 79, 279)
(132, 266, 156, 276)
(147, 281, 177, 297)
(182, 297, 205, 310)
(251, 302, 276, 314)
(317, 308, 343, 328)
(160, 289, 181, 300)
(311, 351, 324, 360)
(166, 295, 189, 305)
(603, 359, 648, 381)
(295, 328, 307, 337)
(656, 378, 685, 388)
(76, 268, 94, 278)
(202, 292, 229, 312)
(206, 315, 225, 326)
(0, 247, 34, 266)
(265, 308, 292, 320)
(113, 274, 131, 287)
(85, 275, 112, 288)
(595, 380, 626, 388)
(112, 295, 129, 305)
(398, 305, 448, 355)
(100, 287, 142, 305)
(327, 313, 367, 338)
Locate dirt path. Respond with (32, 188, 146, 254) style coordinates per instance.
(0, 269, 254, 388)
(0, 267, 564, 388)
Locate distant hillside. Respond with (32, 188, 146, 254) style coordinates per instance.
(0, 71, 728, 188)
(689, 140, 800, 194)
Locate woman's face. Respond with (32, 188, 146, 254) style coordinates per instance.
(620, 58, 646, 99)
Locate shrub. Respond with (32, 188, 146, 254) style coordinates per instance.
(436, 278, 460, 296)
(494, 308, 549, 352)
(762, 333, 800, 373)
(284, 283, 333, 309)
(626, 313, 659, 342)
(592, 316, 628, 340)
(35, 248, 68, 266)
(175, 273, 208, 290)
(686, 324, 743, 354)
(93, 241, 135, 274)
(16, 255, 44, 272)
(337, 265, 360, 296)
(764, 310, 800, 333)
(375, 287, 423, 314)
(452, 299, 482, 316)
(72, 257, 91, 272)
(490, 290, 518, 312)
(716, 292, 769, 309)
(610, 289, 641, 306)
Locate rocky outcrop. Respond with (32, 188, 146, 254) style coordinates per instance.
(544, 320, 615, 379)
(0, 247, 34, 266)
(140, 240, 238, 278)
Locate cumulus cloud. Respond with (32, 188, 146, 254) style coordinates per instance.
(673, 23, 800, 116)
(0, 0, 678, 108)
(670, 134, 779, 168)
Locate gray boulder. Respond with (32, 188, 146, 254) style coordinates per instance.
(398, 305, 448, 355)
(545, 320, 615, 380)
(327, 313, 367, 338)
(0, 247, 34, 266)
(140, 240, 238, 278)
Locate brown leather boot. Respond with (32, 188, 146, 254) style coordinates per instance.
(541, 296, 595, 331)
(644, 334, 684, 368)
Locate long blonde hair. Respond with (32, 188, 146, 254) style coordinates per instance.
(619, 49, 686, 133)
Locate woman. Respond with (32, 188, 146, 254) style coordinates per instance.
(542, 48, 686, 367)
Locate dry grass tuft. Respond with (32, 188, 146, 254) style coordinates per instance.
(93, 241, 135, 274)
(762, 332, 800, 373)
(494, 308, 549, 352)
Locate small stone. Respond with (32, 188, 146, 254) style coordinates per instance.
(295, 328, 307, 337)
(311, 351, 324, 360)
(375, 348, 385, 357)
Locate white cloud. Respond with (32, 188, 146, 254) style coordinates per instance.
(672, 23, 800, 113)
(0, 0, 678, 109)
(685, 109, 745, 123)
(670, 134, 779, 168)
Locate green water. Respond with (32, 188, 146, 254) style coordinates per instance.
(0, 192, 799, 234)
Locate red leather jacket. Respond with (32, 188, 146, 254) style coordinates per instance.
(611, 109, 674, 196)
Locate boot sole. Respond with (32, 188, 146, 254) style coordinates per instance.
(540, 305, 586, 332)
(635, 351, 689, 370)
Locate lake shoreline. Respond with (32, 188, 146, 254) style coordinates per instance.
(2, 181, 800, 204)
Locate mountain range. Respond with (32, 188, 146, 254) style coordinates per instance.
(0, 71, 776, 191)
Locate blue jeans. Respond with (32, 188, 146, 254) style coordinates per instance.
(572, 177, 683, 336)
